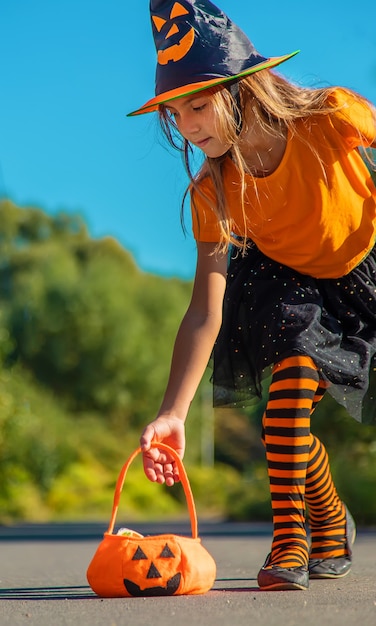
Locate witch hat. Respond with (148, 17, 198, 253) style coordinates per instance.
(128, 0, 298, 116)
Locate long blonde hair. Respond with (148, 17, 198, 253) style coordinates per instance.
(159, 70, 376, 254)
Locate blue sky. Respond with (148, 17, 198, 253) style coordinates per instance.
(1, 0, 376, 279)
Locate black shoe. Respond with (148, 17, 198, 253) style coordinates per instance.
(257, 554, 309, 591)
(308, 505, 356, 579)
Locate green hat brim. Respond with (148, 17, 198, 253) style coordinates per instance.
(127, 51, 299, 117)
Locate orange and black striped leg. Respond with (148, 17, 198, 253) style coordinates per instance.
(310, 379, 327, 414)
(305, 435, 347, 561)
(261, 355, 320, 570)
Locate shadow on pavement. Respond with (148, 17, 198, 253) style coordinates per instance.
(0, 586, 97, 601)
(0, 578, 262, 600)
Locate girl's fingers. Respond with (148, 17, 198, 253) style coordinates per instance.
(162, 462, 175, 486)
(142, 456, 158, 482)
(153, 462, 165, 483)
(172, 463, 180, 482)
(143, 457, 179, 486)
(140, 424, 156, 452)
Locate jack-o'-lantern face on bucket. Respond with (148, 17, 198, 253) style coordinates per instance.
(152, 2, 195, 65)
(123, 543, 182, 596)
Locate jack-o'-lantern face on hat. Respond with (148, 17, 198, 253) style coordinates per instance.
(152, 2, 195, 65)
(127, 0, 299, 116)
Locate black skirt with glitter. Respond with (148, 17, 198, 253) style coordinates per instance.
(212, 242, 376, 424)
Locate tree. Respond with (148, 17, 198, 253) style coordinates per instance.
(0, 200, 191, 425)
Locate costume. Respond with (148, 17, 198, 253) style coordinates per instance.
(130, 0, 376, 590)
(191, 89, 376, 424)
(192, 88, 375, 277)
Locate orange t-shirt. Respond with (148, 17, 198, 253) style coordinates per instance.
(191, 88, 376, 278)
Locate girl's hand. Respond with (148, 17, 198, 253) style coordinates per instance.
(140, 416, 186, 486)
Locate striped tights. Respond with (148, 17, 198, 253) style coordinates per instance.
(262, 355, 346, 568)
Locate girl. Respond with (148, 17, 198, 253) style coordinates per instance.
(128, 0, 376, 590)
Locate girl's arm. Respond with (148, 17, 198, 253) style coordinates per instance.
(140, 241, 227, 484)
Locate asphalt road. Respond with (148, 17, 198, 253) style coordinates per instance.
(0, 522, 375, 626)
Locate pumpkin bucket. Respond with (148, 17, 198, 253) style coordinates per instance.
(86, 443, 217, 597)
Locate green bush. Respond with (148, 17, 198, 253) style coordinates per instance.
(221, 463, 271, 522)
(329, 443, 376, 526)
(180, 463, 241, 518)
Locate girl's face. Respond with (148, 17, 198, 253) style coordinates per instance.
(164, 93, 231, 158)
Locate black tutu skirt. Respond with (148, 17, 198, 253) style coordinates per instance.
(212, 242, 376, 424)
